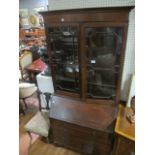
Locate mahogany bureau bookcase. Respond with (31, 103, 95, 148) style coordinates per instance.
(40, 7, 132, 155)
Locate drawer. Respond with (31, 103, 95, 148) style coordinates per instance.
(52, 122, 94, 154)
(95, 142, 112, 153)
(54, 135, 94, 154)
(53, 126, 93, 140)
(53, 119, 94, 134)
(94, 148, 111, 155)
(51, 119, 114, 154)
(96, 131, 114, 144)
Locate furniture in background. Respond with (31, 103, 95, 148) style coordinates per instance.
(19, 51, 32, 81)
(112, 105, 135, 155)
(26, 58, 47, 82)
(19, 28, 45, 44)
(19, 28, 46, 51)
(19, 82, 37, 112)
(40, 7, 132, 154)
(19, 27, 47, 63)
(36, 72, 54, 109)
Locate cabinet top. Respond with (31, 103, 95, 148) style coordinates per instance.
(50, 96, 118, 131)
(40, 7, 133, 23)
(40, 7, 133, 15)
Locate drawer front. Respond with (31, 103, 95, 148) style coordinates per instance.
(51, 120, 114, 154)
(52, 120, 94, 154)
(53, 119, 94, 134)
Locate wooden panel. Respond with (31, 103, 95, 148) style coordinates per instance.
(112, 135, 135, 155)
(52, 120, 94, 154)
(51, 119, 115, 155)
(52, 119, 94, 133)
(55, 90, 80, 99)
(44, 12, 128, 23)
(41, 7, 132, 24)
(50, 96, 118, 131)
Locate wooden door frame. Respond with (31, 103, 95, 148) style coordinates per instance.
(80, 22, 128, 104)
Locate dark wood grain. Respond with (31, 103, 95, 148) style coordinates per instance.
(40, 7, 132, 23)
(49, 96, 116, 154)
(50, 96, 117, 131)
(112, 135, 135, 155)
(40, 7, 131, 102)
(40, 7, 132, 155)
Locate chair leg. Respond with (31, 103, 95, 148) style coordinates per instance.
(27, 131, 32, 150)
(23, 99, 28, 110)
(44, 93, 51, 110)
(36, 90, 42, 111)
(27, 131, 32, 141)
(46, 137, 50, 143)
(19, 103, 25, 115)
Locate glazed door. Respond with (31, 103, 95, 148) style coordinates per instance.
(81, 23, 126, 100)
(47, 25, 80, 96)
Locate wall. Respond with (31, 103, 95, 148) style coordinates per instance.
(48, 0, 134, 10)
(19, 0, 48, 10)
(121, 8, 135, 101)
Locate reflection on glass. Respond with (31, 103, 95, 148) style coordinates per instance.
(49, 26, 79, 92)
(85, 27, 123, 99)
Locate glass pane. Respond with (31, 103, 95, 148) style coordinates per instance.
(48, 26, 80, 93)
(88, 68, 117, 86)
(87, 68, 117, 99)
(86, 27, 123, 67)
(85, 27, 123, 99)
(49, 26, 78, 64)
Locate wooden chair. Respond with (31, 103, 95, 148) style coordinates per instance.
(19, 51, 32, 81)
(24, 89, 52, 143)
(36, 72, 54, 109)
